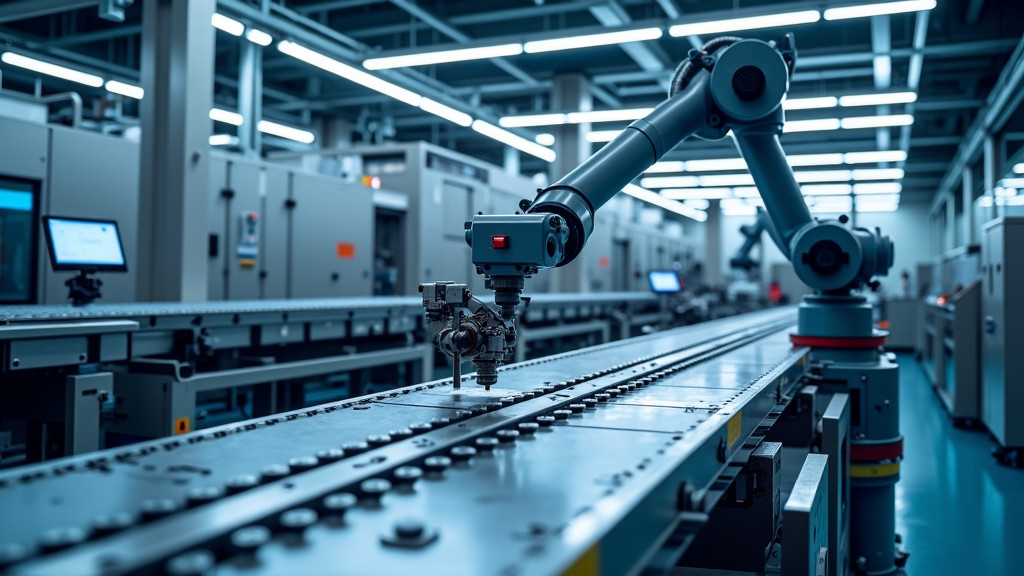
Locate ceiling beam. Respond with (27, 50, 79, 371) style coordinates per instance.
(0, 0, 97, 24)
(42, 24, 142, 48)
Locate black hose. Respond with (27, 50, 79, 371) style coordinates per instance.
(669, 36, 744, 97)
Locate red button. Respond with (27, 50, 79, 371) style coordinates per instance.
(491, 235, 508, 249)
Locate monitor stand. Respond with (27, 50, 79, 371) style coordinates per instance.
(65, 269, 103, 306)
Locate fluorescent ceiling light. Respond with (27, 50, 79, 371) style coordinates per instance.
(845, 150, 907, 164)
(258, 120, 315, 144)
(789, 153, 845, 167)
(622, 184, 707, 222)
(645, 161, 686, 173)
(364, 43, 523, 69)
(586, 130, 623, 143)
(686, 158, 747, 172)
(279, 40, 423, 106)
(499, 113, 567, 128)
(857, 194, 901, 204)
(839, 91, 917, 107)
(105, 80, 143, 99)
(212, 13, 244, 36)
(855, 202, 900, 212)
(210, 108, 244, 126)
(669, 10, 820, 37)
(732, 187, 760, 198)
(472, 120, 556, 162)
(852, 168, 905, 180)
(419, 98, 472, 127)
(535, 133, 556, 146)
(721, 198, 749, 209)
(700, 174, 755, 187)
(999, 178, 1024, 188)
(841, 114, 914, 130)
(795, 170, 852, 183)
(660, 188, 731, 200)
(854, 182, 902, 194)
(825, 0, 936, 21)
(640, 175, 700, 188)
(784, 118, 841, 133)
(567, 108, 652, 123)
(783, 96, 838, 110)
(802, 184, 853, 196)
(525, 27, 663, 53)
(1014, 163, 1024, 174)
(209, 134, 238, 146)
(684, 199, 711, 210)
(245, 28, 273, 47)
(0, 52, 103, 87)
(995, 187, 1017, 197)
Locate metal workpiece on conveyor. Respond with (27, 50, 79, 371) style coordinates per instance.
(0, 308, 806, 575)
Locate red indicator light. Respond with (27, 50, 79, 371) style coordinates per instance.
(491, 235, 508, 249)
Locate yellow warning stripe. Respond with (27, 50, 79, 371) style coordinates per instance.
(562, 544, 600, 576)
(850, 461, 900, 478)
(727, 410, 743, 448)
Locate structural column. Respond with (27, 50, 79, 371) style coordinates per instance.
(983, 134, 998, 221)
(238, 38, 263, 156)
(137, 0, 215, 302)
(945, 192, 956, 251)
(962, 169, 974, 246)
(550, 73, 592, 292)
(704, 200, 722, 287)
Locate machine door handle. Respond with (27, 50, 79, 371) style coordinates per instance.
(985, 316, 996, 334)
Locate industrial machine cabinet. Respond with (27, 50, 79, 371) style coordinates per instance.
(981, 217, 1024, 461)
(923, 281, 981, 422)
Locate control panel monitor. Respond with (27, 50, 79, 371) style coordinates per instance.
(43, 216, 127, 272)
(648, 270, 682, 294)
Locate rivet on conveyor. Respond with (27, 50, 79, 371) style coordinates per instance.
(343, 441, 371, 455)
(475, 437, 499, 451)
(450, 445, 477, 463)
(259, 464, 292, 485)
(381, 518, 439, 549)
(39, 526, 88, 553)
(496, 430, 520, 444)
(367, 435, 392, 448)
(0, 542, 28, 569)
(92, 512, 136, 537)
(552, 409, 571, 421)
(165, 549, 216, 576)
(568, 404, 586, 414)
(322, 492, 358, 523)
(594, 393, 611, 403)
(186, 486, 225, 508)
(391, 466, 424, 490)
(289, 455, 321, 472)
(278, 508, 318, 537)
(408, 423, 433, 435)
(536, 415, 555, 427)
(230, 525, 271, 556)
(388, 428, 414, 440)
(139, 498, 179, 521)
(358, 478, 392, 505)
(316, 448, 346, 463)
(225, 474, 259, 494)
(423, 455, 452, 474)
(606, 388, 620, 398)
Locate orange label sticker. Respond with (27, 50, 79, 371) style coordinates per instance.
(174, 417, 191, 435)
(337, 243, 356, 259)
(598, 256, 610, 268)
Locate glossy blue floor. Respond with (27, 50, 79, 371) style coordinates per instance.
(896, 354, 1023, 576)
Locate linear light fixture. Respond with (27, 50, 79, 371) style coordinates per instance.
(854, 182, 903, 194)
(784, 118, 842, 133)
(1014, 163, 1024, 174)
(845, 150, 907, 164)
(567, 108, 653, 123)
(732, 187, 760, 198)
(660, 188, 731, 200)
(245, 28, 274, 47)
(364, 44, 523, 70)
(212, 13, 244, 36)
(684, 199, 711, 210)
(646, 161, 686, 173)
(472, 120, 556, 162)
(210, 108, 244, 126)
(279, 40, 423, 106)
(535, 133, 556, 146)
(839, 91, 917, 107)
(258, 120, 315, 144)
(700, 174, 755, 187)
(0, 52, 103, 87)
(722, 205, 758, 216)
(209, 134, 239, 146)
(824, 0, 936, 21)
(851, 168, 905, 180)
(802, 184, 853, 196)
(999, 178, 1024, 188)
(783, 96, 838, 110)
(586, 129, 624, 143)
(795, 170, 853, 183)
(686, 158, 748, 172)
(669, 10, 820, 37)
(419, 98, 472, 127)
(622, 184, 707, 222)
(525, 27, 663, 53)
(789, 153, 845, 167)
(105, 80, 143, 99)
(499, 113, 568, 128)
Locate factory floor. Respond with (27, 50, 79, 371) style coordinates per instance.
(896, 354, 1023, 576)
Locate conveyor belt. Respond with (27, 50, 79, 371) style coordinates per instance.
(0, 307, 803, 575)
(0, 293, 656, 324)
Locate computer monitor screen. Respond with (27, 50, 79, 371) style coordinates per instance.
(43, 216, 127, 272)
(648, 270, 682, 293)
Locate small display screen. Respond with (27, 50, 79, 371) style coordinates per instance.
(648, 270, 682, 293)
(0, 177, 39, 303)
(43, 216, 127, 271)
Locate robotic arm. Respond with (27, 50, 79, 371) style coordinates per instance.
(730, 208, 769, 271)
(424, 34, 893, 388)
